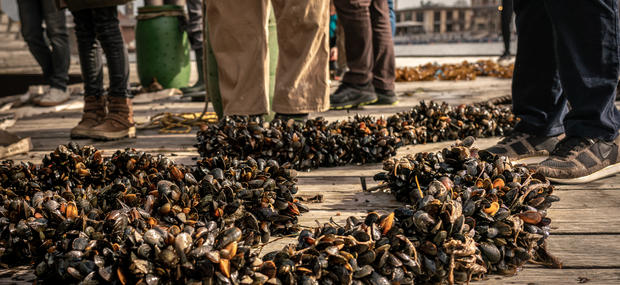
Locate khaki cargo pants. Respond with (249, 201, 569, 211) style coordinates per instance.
(205, 0, 330, 116)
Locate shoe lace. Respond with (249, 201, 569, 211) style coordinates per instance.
(551, 137, 594, 157)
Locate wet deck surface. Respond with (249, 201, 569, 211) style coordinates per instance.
(0, 77, 618, 284)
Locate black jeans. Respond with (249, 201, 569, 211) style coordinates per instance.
(500, 0, 513, 55)
(18, 0, 70, 91)
(72, 7, 130, 98)
(512, 0, 620, 141)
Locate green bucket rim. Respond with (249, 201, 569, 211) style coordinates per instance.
(138, 5, 184, 13)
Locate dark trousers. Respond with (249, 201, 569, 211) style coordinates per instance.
(17, 0, 70, 91)
(186, 0, 203, 51)
(334, 0, 395, 91)
(72, 7, 130, 98)
(512, 0, 620, 141)
(500, 0, 513, 55)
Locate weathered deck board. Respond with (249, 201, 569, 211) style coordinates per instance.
(2, 76, 620, 283)
(478, 268, 620, 285)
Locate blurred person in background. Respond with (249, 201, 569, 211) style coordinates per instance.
(498, 0, 513, 63)
(486, 0, 620, 184)
(205, 0, 330, 121)
(388, 0, 395, 36)
(329, 1, 339, 80)
(60, 0, 135, 140)
(17, 0, 70, 106)
(143, 0, 206, 100)
(330, 0, 397, 110)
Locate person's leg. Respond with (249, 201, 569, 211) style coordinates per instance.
(72, 9, 104, 98)
(70, 9, 107, 139)
(205, 0, 269, 116)
(512, 0, 565, 137)
(91, 7, 129, 99)
(331, 0, 377, 109)
(41, 0, 70, 91)
(535, 0, 620, 183)
(185, 0, 203, 51)
(270, 0, 330, 116)
(89, 7, 135, 140)
(500, 0, 513, 57)
(17, 0, 51, 84)
(485, 0, 565, 162)
(546, 0, 620, 140)
(181, 0, 206, 96)
(333, 0, 372, 87)
(369, 0, 395, 92)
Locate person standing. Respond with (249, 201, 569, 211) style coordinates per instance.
(179, 0, 206, 98)
(63, 1, 135, 140)
(205, 0, 330, 121)
(330, 0, 397, 109)
(498, 0, 513, 62)
(17, 0, 70, 106)
(485, 0, 620, 184)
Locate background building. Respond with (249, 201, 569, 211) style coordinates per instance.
(394, 0, 503, 44)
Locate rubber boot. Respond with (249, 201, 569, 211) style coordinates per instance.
(89, 97, 136, 140)
(70, 96, 107, 139)
(181, 49, 207, 101)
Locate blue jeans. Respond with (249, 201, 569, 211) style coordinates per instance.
(17, 0, 70, 91)
(512, 0, 620, 141)
(387, 0, 395, 36)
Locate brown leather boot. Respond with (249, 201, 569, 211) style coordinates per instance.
(70, 96, 106, 139)
(90, 97, 136, 140)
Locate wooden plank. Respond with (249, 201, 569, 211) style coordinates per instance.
(478, 268, 620, 285)
(259, 234, 620, 268)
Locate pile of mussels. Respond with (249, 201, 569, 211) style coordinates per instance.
(0, 143, 305, 283)
(196, 101, 517, 170)
(369, 137, 562, 282)
(395, 60, 514, 82)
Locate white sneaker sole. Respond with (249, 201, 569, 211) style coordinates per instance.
(512, 156, 548, 166)
(547, 162, 620, 184)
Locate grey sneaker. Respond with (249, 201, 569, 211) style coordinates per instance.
(330, 82, 377, 110)
(372, 88, 399, 105)
(37, 87, 70, 107)
(535, 136, 620, 184)
(484, 131, 564, 163)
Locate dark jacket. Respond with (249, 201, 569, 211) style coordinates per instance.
(56, 0, 132, 11)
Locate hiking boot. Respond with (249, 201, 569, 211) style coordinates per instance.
(37, 87, 70, 107)
(89, 97, 136, 141)
(372, 87, 399, 105)
(330, 82, 377, 110)
(70, 96, 107, 139)
(484, 131, 564, 163)
(274, 113, 309, 123)
(535, 136, 620, 184)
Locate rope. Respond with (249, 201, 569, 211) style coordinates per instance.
(137, 97, 217, 134)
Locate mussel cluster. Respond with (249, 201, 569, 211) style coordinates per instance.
(197, 101, 517, 170)
(370, 137, 562, 282)
(396, 60, 514, 82)
(0, 143, 306, 283)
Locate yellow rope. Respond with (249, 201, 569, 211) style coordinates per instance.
(138, 112, 218, 134)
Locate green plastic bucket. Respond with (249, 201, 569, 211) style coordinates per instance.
(136, 5, 190, 89)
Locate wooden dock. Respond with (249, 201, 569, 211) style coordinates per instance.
(1, 77, 619, 284)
